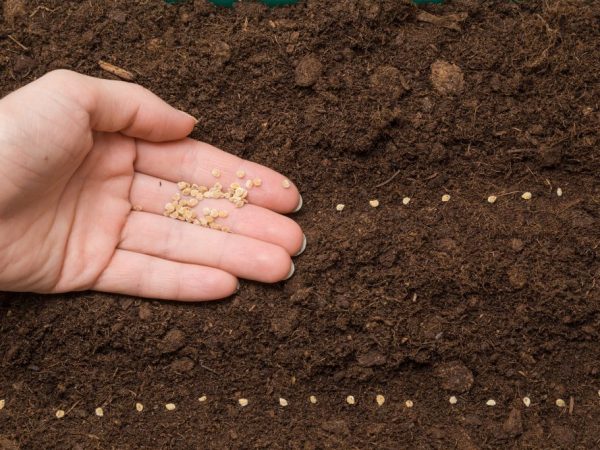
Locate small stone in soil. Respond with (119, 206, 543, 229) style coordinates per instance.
(165, 403, 176, 411)
(310, 395, 317, 404)
(556, 398, 566, 408)
(523, 397, 531, 407)
(521, 192, 532, 200)
(486, 399, 496, 406)
(369, 199, 380, 208)
(279, 398, 288, 407)
(0, 399, 4, 410)
(557, 187, 563, 197)
(95, 407, 104, 417)
(402, 197, 411, 205)
(449, 396, 458, 404)
(442, 194, 451, 202)
(336, 204, 345, 211)
(487, 195, 497, 204)
(405, 400, 414, 408)
(136, 402, 144, 412)
(199, 395, 207, 402)
(238, 398, 249, 407)
(55, 410, 65, 418)
(346, 395, 356, 405)
(376, 394, 385, 406)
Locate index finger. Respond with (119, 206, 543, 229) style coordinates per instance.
(134, 138, 302, 214)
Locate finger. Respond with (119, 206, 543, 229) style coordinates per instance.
(120, 212, 294, 283)
(42, 70, 196, 141)
(129, 173, 305, 255)
(93, 249, 238, 301)
(134, 138, 302, 214)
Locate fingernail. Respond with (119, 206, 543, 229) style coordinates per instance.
(284, 262, 295, 280)
(181, 110, 198, 124)
(293, 234, 307, 257)
(236, 281, 241, 291)
(292, 195, 303, 213)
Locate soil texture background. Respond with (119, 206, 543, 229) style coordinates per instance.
(1, 0, 600, 448)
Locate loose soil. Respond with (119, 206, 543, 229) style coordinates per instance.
(1, 0, 600, 448)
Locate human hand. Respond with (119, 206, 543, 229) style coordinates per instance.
(0, 70, 304, 301)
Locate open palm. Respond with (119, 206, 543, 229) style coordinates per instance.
(0, 71, 303, 301)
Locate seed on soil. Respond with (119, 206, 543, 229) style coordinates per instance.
(211, 168, 221, 178)
(135, 402, 144, 412)
(199, 395, 207, 402)
(236, 170, 245, 178)
(449, 396, 458, 404)
(346, 395, 356, 405)
(245, 179, 253, 189)
(521, 192, 532, 200)
(402, 197, 411, 205)
(405, 400, 414, 408)
(279, 398, 288, 407)
(486, 399, 496, 406)
(442, 194, 451, 202)
(177, 181, 190, 190)
(95, 407, 104, 417)
(55, 409, 65, 419)
(282, 179, 291, 189)
(165, 403, 176, 411)
(487, 195, 497, 204)
(376, 394, 385, 406)
(523, 397, 531, 407)
(238, 398, 249, 407)
(0, 399, 4, 410)
(336, 204, 345, 211)
(557, 187, 563, 197)
(309, 395, 317, 404)
(369, 199, 380, 208)
(252, 178, 262, 187)
(556, 398, 566, 408)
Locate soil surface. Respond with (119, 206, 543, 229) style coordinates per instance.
(1, 0, 600, 448)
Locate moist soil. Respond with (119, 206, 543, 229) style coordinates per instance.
(1, 0, 600, 448)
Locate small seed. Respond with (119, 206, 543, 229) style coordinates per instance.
(210, 209, 219, 218)
(402, 197, 411, 205)
(179, 199, 188, 207)
(95, 407, 104, 417)
(369, 199, 380, 208)
(135, 402, 144, 412)
(235, 187, 245, 197)
(556, 187, 563, 197)
(0, 399, 5, 410)
(169, 211, 179, 219)
(165, 403, 176, 411)
(206, 215, 214, 224)
(309, 395, 317, 404)
(236, 170, 245, 178)
(55, 409, 65, 419)
(336, 204, 345, 211)
(521, 192, 532, 200)
(177, 181, 189, 190)
(188, 198, 199, 207)
(172, 193, 181, 201)
(487, 195, 497, 204)
(252, 178, 262, 187)
(238, 398, 249, 407)
(449, 396, 458, 405)
(165, 203, 176, 213)
(405, 400, 414, 408)
(486, 399, 496, 406)
(203, 207, 211, 216)
(199, 395, 207, 403)
(346, 395, 355, 405)
(211, 168, 221, 178)
(199, 186, 208, 193)
(556, 398, 566, 408)
(245, 179, 253, 189)
(282, 179, 291, 189)
(182, 187, 191, 196)
(190, 189, 199, 197)
(376, 394, 385, 406)
(279, 398, 288, 407)
(442, 194, 451, 202)
(523, 397, 531, 407)
(218, 210, 228, 218)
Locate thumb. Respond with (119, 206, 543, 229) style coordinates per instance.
(44, 70, 197, 142)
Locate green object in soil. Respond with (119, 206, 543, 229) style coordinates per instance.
(165, 0, 299, 6)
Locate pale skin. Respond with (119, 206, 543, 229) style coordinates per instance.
(0, 70, 305, 301)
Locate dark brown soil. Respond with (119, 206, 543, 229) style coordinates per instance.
(1, 0, 600, 448)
